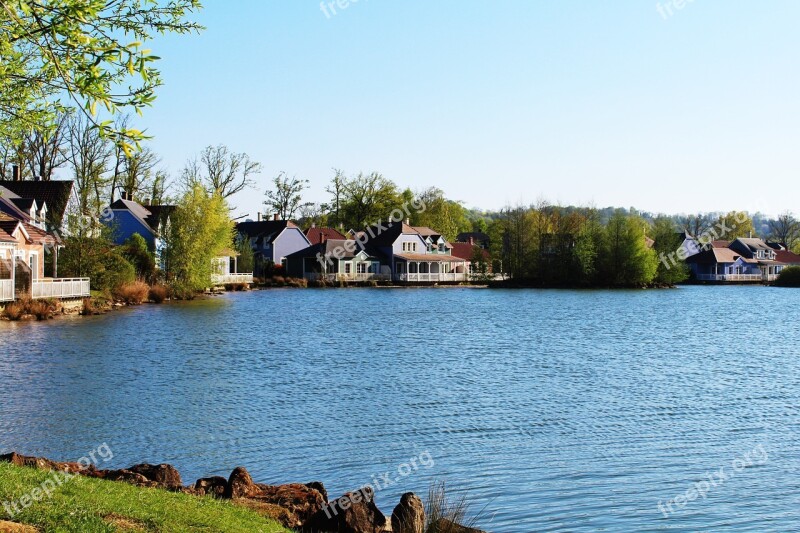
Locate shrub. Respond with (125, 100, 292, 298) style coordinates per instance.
(775, 266, 800, 287)
(169, 282, 197, 301)
(148, 285, 168, 303)
(113, 281, 150, 305)
(2, 302, 24, 320)
(271, 276, 286, 286)
(28, 300, 55, 320)
(424, 482, 481, 533)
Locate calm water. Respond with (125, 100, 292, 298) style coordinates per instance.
(2, 286, 800, 532)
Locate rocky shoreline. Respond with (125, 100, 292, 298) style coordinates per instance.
(0, 452, 485, 533)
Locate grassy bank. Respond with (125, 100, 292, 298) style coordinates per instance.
(0, 463, 290, 533)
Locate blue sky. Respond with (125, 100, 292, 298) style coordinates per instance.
(137, 1, 800, 219)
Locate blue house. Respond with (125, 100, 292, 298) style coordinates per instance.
(106, 194, 175, 259)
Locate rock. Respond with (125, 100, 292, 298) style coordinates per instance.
(305, 481, 328, 502)
(0, 520, 38, 533)
(1, 452, 57, 470)
(247, 483, 326, 526)
(194, 476, 228, 498)
(127, 463, 183, 490)
(430, 519, 487, 533)
(224, 466, 258, 499)
(303, 486, 387, 533)
(98, 469, 160, 488)
(391, 493, 425, 533)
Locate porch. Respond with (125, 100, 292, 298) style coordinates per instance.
(31, 278, 91, 299)
(396, 272, 469, 282)
(394, 253, 469, 283)
(695, 274, 777, 282)
(211, 273, 255, 284)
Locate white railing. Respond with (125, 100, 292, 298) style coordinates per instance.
(0, 279, 12, 302)
(398, 272, 468, 282)
(307, 273, 390, 282)
(212, 273, 254, 285)
(32, 278, 90, 299)
(695, 274, 764, 282)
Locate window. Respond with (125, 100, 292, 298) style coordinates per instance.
(357, 263, 367, 274)
(411, 242, 417, 252)
(345, 263, 352, 274)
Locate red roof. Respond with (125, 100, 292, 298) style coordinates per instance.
(305, 226, 346, 245)
(776, 249, 800, 265)
(450, 242, 490, 261)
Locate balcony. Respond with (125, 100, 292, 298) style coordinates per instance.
(31, 278, 91, 299)
(0, 279, 12, 302)
(211, 273, 254, 285)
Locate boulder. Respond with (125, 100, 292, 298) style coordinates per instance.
(303, 486, 387, 533)
(248, 483, 326, 526)
(305, 481, 328, 502)
(194, 476, 228, 498)
(0, 452, 87, 475)
(127, 463, 183, 490)
(97, 468, 160, 488)
(224, 466, 258, 499)
(391, 493, 425, 533)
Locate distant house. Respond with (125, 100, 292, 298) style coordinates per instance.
(686, 237, 798, 282)
(0, 182, 88, 302)
(364, 221, 469, 282)
(106, 194, 175, 259)
(211, 249, 254, 285)
(305, 225, 346, 245)
(456, 232, 490, 249)
(285, 238, 384, 281)
(451, 242, 491, 274)
(235, 218, 311, 275)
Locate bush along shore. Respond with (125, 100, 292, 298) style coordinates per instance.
(0, 453, 486, 533)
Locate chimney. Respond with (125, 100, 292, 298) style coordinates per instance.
(257, 213, 262, 222)
(311, 222, 316, 228)
(320, 234, 326, 246)
(274, 213, 279, 221)
(11, 164, 20, 181)
(469, 236, 475, 246)
(143, 198, 150, 206)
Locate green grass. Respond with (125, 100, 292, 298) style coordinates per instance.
(0, 463, 291, 532)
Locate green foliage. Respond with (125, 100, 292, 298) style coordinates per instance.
(0, 0, 203, 147)
(775, 266, 800, 287)
(412, 187, 472, 241)
(337, 171, 402, 229)
(121, 233, 156, 281)
(234, 233, 254, 273)
(599, 211, 658, 286)
(651, 216, 690, 284)
(58, 220, 136, 292)
(165, 183, 233, 291)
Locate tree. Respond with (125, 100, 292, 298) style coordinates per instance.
(769, 212, 800, 249)
(600, 211, 658, 286)
(412, 187, 471, 241)
(717, 211, 755, 241)
(164, 184, 233, 292)
(680, 213, 713, 239)
(264, 172, 310, 220)
(234, 233, 254, 274)
(0, 0, 203, 146)
(121, 147, 159, 201)
(182, 145, 262, 201)
(325, 169, 346, 227)
(23, 112, 69, 180)
(121, 233, 155, 282)
(651, 216, 689, 285)
(339, 171, 401, 229)
(65, 112, 112, 216)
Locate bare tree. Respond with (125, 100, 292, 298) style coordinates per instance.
(325, 168, 346, 227)
(109, 115, 132, 201)
(182, 144, 261, 200)
(264, 172, 311, 220)
(24, 112, 69, 180)
(121, 147, 160, 201)
(680, 213, 713, 239)
(769, 212, 800, 249)
(65, 113, 112, 215)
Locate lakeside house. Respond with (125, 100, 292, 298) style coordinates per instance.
(305, 225, 346, 245)
(212, 249, 254, 285)
(0, 181, 89, 302)
(286, 220, 470, 283)
(106, 193, 175, 265)
(235, 217, 311, 276)
(686, 237, 800, 282)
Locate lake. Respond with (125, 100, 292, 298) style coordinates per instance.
(2, 286, 800, 531)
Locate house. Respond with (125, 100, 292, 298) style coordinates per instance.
(456, 232, 490, 249)
(211, 249, 254, 285)
(685, 237, 796, 282)
(363, 221, 469, 282)
(106, 193, 175, 260)
(0, 182, 89, 302)
(0, 179, 74, 231)
(285, 238, 385, 282)
(305, 225, 346, 245)
(451, 242, 492, 274)
(235, 218, 311, 275)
